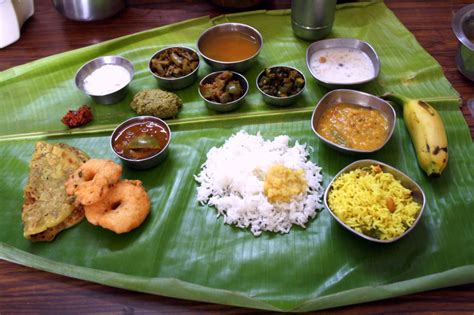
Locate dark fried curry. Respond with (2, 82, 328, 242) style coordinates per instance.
(22, 142, 89, 241)
(199, 71, 244, 104)
(150, 47, 199, 78)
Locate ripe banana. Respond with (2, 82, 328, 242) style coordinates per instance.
(382, 93, 448, 177)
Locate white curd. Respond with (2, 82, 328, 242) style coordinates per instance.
(83, 64, 130, 96)
(309, 47, 375, 83)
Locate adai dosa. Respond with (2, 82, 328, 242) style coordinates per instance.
(22, 142, 89, 241)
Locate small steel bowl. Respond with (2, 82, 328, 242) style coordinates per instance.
(453, 3, 474, 81)
(110, 116, 171, 170)
(198, 71, 249, 112)
(306, 38, 380, 89)
(311, 89, 396, 154)
(324, 159, 426, 243)
(148, 46, 200, 90)
(75, 56, 134, 105)
(197, 23, 263, 72)
(256, 65, 306, 107)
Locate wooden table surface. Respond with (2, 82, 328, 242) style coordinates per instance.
(1, 0, 473, 313)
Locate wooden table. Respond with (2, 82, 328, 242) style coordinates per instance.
(1, 1, 473, 313)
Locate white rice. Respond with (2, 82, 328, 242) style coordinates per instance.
(194, 130, 324, 236)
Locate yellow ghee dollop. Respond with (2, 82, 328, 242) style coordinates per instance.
(264, 164, 307, 203)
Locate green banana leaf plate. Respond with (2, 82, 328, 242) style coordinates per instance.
(1, 1, 473, 312)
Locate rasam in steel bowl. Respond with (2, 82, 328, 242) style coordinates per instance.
(324, 159, 426, 243)
(311, 89, 396, 154)
(197, 22, 263, 72)
(75, 55, 134, 105)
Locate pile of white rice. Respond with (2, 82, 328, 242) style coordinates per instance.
(194, 130, 324, 236)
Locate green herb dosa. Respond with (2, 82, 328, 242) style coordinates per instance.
(22, 142, 89, 241)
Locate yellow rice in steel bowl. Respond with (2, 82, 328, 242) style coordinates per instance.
(328, 165, 421, 240)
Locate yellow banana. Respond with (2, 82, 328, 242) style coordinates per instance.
(382, 93, 448, 177)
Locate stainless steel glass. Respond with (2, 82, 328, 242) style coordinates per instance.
(291, 0, 337, 41)
(453, 3, 474, 81)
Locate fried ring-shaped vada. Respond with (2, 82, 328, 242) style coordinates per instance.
(84, 180, 150, 234)
(66, 159, 122, 206)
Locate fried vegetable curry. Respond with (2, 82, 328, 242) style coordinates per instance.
(316, 103, 389, 151)
(257, 67, 305, 97)
(150, 47, 199, 78)
(199, 71, 244, 104)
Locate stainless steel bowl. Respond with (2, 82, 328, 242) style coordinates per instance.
(311, 89, 396, 154)
(53, 0, 125, 21)
(75, 56, 134, 105)
(256, 65, 306, 107)
(306, 38, 380, 88)
(197, 23, 263, 72)
(110, 116, 171, 170)
(148, 46, 200, 90)
(453, 3, 474, 81)
(324, 159, 426, 243)
(198, 71, 249, 112)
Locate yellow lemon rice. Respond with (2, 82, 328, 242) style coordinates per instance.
(328, 165, 421, 240)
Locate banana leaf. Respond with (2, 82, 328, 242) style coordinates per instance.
(1, 1, 473, 312)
